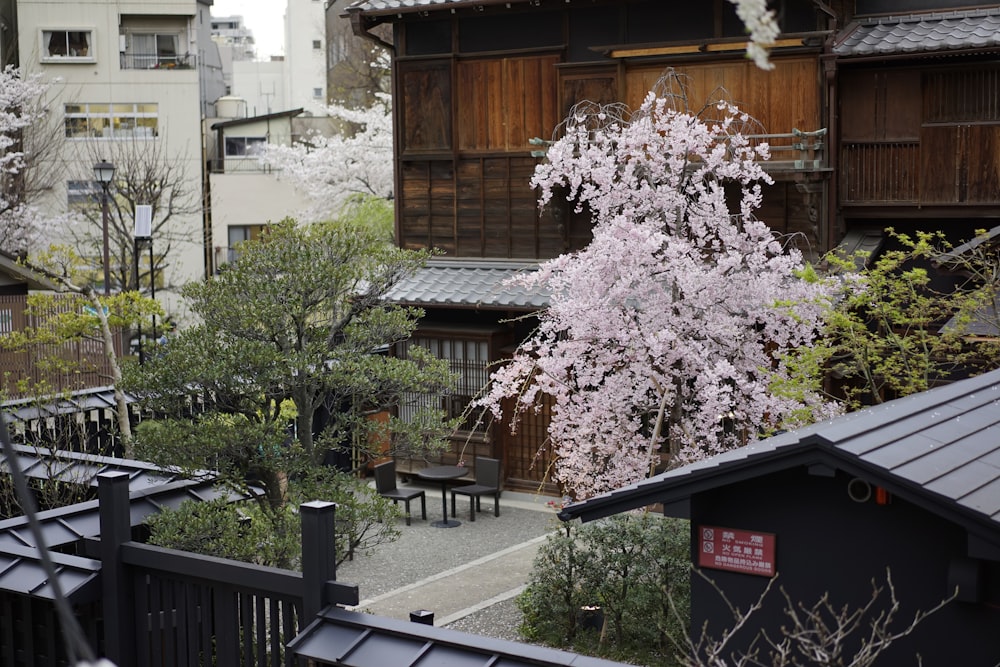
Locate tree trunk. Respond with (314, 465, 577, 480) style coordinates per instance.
(85, 287, 133, 455)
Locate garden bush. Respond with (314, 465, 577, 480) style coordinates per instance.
(518, 512, 690, 666)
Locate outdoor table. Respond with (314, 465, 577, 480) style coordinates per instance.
(417, 465, 467, 528)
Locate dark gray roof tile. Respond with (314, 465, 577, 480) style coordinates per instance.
(834, 8, 1000, 56)
(348, 0, 514, 16)
(385, 260, 548, 310)
(290, 606, 630, 667)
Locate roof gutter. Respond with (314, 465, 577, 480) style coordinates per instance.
(346, 8, 394, 52)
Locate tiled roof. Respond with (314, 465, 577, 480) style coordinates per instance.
(834, 7, 1000, 57)
(561, 367, 1000, 540)
(346, 0, 518, 16)
(385, 259, 549, 310)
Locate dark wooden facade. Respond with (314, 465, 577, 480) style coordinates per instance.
(560, 368, 1000, 665)
(388, 1, 829, 260)
(348, 0, 1000, 494)
(351, 0, 832, 494)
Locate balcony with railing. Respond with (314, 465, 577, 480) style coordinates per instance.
(748, 128, 829, 174)
(119, 52, 195, 70)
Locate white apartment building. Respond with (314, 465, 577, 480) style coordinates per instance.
(214, 0, 327, 118)
(281, 0, 327, 116)
(209, 14, 255, 98)
(17, 0, 208, 319)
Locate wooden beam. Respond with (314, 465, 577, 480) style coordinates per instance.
(608, 38, 804, 59)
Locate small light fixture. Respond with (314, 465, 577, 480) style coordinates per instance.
(93, 159, 116, 185)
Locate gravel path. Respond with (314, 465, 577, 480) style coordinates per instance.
(334, 489, 562, 641)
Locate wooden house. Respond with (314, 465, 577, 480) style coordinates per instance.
(344, 0, 1000, 494)
(560, 368, 1000, 665)
(830, 1, 1000, 250)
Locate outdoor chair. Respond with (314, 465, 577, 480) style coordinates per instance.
(450, 457, 501, 521)
(374, 461, 426, 526)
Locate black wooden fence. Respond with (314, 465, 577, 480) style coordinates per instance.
(94, 472, 357, 667)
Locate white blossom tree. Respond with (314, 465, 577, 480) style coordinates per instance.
(0, 66, 77, 253)
(478, 74, 840, 499)
(730, 0, 780, 70)
(261, 96, 392, 222)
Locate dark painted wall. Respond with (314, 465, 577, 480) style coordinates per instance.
(689, 467, 1000, 665)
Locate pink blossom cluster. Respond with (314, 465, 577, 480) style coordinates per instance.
(477, 83, 840, 499)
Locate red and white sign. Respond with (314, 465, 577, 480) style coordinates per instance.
(697, 525, 776, 577)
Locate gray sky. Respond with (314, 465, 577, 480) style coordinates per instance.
(210, 0, 285, 59)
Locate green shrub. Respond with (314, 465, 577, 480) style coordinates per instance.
(145, 496, 300, 567)
(146, 469, 400, 569)
(518, 513, 690, 666)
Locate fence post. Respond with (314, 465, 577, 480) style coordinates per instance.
(98, 471, 135, 666)
(300, 501, 336, 621)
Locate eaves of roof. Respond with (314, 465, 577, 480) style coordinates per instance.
(560, 368, 1000, 547)
(290, 605, 629, 667)
(833, 7, 1000, 57)
(0, 542, 101, 603)
(0, 252, 58, 291)
(345, 0, 532, 18)
(211, 107, 305, 130)
(384, 259, 548, 311)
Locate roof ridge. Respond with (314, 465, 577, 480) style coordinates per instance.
(863, 5, 1000, 25)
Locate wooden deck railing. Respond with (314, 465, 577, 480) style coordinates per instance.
(0, 294, 123, 399)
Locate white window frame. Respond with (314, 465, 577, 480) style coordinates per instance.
(64, 103, 158, 140)
(127, 32, 181, 68)
(40, 29, 95, 63)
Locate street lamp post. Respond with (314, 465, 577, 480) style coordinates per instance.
(93, 160, 116, 296)
(133, 205, 152, 364)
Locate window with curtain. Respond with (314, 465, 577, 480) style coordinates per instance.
(64, 103, 158, 139)
(42, 30, 92, 61)
(128, 33, 179, 68)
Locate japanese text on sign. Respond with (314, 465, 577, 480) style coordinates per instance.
(697, 525, 775, 577)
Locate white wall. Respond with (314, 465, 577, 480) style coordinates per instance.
(18, 0, 206, 320)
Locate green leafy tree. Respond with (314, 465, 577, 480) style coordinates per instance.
(124, 216, 455, 563)
(1, 245, 163, 454)
(519, 513, 691, 666)
(822, 229, 1000, 408)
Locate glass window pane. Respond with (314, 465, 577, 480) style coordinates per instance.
(68, 32, 89, 56)
(45, 31, 68, 57)
(156, 34, 177, 57)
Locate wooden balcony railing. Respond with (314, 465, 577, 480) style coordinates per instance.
(747, 128, 828, 173)
(0, 295, 122, 400)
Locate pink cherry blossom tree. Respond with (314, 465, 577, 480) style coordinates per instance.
(478, 74, 840, 499)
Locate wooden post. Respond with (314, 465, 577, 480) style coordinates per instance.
(98, 471, 135, 666)
(300, 501, 337, 621)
